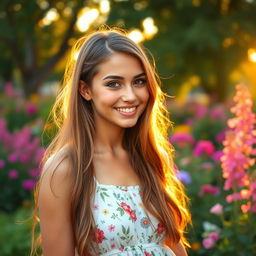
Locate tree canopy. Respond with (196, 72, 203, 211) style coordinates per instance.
(1, 0, 256, 101)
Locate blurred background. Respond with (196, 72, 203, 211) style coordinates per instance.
(0, 0, 256, 255)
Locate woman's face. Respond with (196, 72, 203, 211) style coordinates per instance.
(81, 52, 149, 129)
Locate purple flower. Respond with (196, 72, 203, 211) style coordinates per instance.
(215, 131, 225, 143)
(22, 180, 35, 190)
(212, 151, 224, 162)
(0, 159, 5, 168)
(9, 169, 18, 179)
(19, 154, 30, 163)
(29, 168, 40, 177)
(193, 140, 215, 157)
(8, 153, 18, 163)
(170, 133, 195, 147)
(176, 170, 191, 184)
(26, 103, 38, 115)
(34, 147, 45, 164)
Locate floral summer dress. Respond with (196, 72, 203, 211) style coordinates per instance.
(89, 178, 176, 256)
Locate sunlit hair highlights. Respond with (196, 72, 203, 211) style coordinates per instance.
(31, 27, 192, 256)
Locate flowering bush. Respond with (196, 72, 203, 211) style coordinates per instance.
(0, 82, 48, 212)
(171, 86, 256, 255)
(0, 118, 45, 212)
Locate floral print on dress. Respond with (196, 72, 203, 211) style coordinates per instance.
(90, 178, 176, 256)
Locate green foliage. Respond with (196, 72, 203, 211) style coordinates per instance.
(0, 207, 33, 256)
(108, 0, 256, 101)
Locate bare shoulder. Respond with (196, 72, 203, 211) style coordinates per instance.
(38, 146, 76, 255)
(39, 146, 73, 204)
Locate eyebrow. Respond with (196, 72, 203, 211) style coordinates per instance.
(102, 72, 146, 80)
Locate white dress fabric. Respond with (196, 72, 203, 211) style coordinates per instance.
(89, 178, 176, 256)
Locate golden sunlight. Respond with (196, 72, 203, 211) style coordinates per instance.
(100, 0, 110, 14)
(248, 48, 256, 63)
(40, 8, 59, 26)
(76, 8, 99, 32)
(128, 29, 144, 43)
(142, 17, 158, 39)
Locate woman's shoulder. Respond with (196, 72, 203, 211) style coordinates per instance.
(40, 145, 74, 196)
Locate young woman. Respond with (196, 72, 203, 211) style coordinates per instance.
(31, 28, 191, 256)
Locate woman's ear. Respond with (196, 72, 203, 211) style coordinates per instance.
(79, 80, 92, 101)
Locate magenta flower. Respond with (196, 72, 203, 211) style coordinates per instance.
(0, 159, 5, 168)
(8, 153, 18, 163)
(25, 103, 38, 115)
(212, 151, 224, 162)
(199, 184, 220, 196)
(170, 133, 195, 147)
(9, 169, 18, 179)
(29, 168, 41, 177)
(22, 180, 35, 190)
(221, 85, 256, 211)
(215, 131, 226, 143)
(193, 140, 215, 157)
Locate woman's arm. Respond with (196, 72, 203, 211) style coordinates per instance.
(38, 155, 75, 256)
(165, 240, 188, 256)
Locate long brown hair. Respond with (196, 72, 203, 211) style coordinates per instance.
(31, 27, 192, 255)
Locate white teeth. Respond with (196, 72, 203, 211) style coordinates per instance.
(116, 107, 136, 113)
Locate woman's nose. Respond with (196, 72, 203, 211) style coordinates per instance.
(121, 85, 137, 102)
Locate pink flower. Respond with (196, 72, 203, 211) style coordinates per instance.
(210, 204, 223, 215)
(212, 151, 224, 162)
(241, 203, 251, 213)
(199, 184, 220, 196)
(170, 133, 195, 147)
(108, 224, 115, 232)
(215, 131, 226, 143)
(9, 169, 18, 179)
(221, 85, 256, 211)
(19, 154, 30, 163)
(22, 180, 35, 190)
(202, 237, 215, 249)
(34, 147, 45, 164)
(26, 103, 38, 115)
(110, 244, 116, 249)
(193, 140, 215, 157)
(8, 153, 18, 163)
(29, 168, 40, 177)
(0, 159, 5, 168)
(144, 252, 153, 256)
(208, 232, 219, 242)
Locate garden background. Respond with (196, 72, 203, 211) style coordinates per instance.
(0, 0, 256, 255)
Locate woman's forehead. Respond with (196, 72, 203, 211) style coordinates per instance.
(94, 52, 145, 79)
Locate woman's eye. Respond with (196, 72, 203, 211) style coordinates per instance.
(106, 81, 120, 88)
(134, 78, 147, 86)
